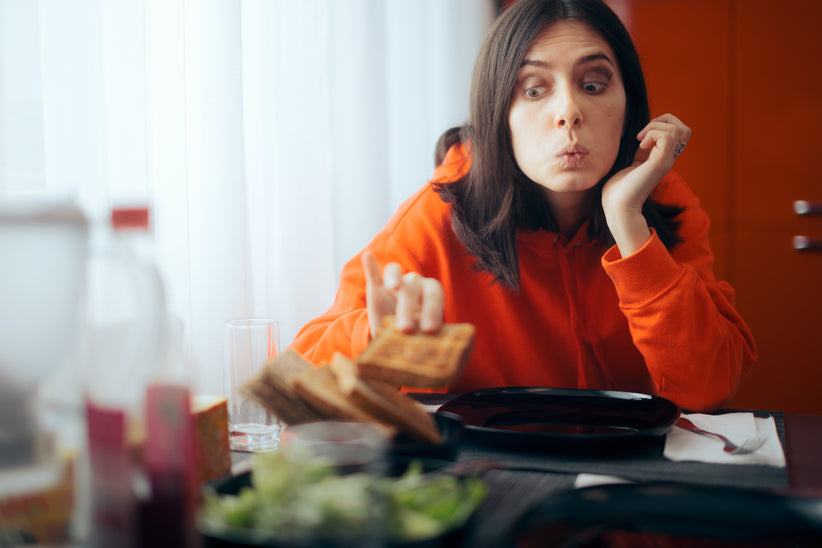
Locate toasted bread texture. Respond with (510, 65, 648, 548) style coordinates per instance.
(291, 364, 397, 438)
(240, 318, 477, 443)
(356, 316, 476, 387)
(241, 349, 325, 424)
(329, 353, 442, 444)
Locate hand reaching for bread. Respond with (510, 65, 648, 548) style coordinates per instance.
(362, 250, 444, 335)
(242, 316, 475, 443)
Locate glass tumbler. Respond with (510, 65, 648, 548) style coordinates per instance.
(223, 318, 280, 452)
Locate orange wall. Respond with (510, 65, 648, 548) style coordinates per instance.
(628, 0, 822, 413)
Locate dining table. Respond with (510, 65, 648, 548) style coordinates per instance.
(228, 392, 822, 547)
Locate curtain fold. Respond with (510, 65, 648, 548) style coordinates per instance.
(0, 0, 495, 394)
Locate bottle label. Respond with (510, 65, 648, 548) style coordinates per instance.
(85, 401, 135, 548)
(142, 384, 197, 548)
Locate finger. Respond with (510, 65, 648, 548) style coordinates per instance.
(645, 128, 688, 160)
(419, 279, 444, 333)
(395, 272, 423, 333)
(382, 262, 403, 291)
(638, 128, 675, 152)
(362, 251, 389, 335)
(649, 113, 684, 126)
(643, 114, 691, 143)
(636, 130, 681, 169)
(361, 250, 383, 288)
(637, 121, 675, 142)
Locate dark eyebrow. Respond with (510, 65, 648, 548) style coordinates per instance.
(520, 52, 616, 69)
(520, 59, 548, 69)
(579, 53, 616, 67)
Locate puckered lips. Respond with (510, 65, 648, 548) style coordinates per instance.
(553, 142, 589, 169)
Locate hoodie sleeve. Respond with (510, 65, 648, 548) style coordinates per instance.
(601, 173, 756, 411)
(288, 144, 470, 366)
(287, 250, 373, 364)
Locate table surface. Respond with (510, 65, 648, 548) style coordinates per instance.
(408, 394, 822, 546)
(229, 397, 822, 547)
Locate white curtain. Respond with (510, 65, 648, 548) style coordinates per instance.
(0, 0, 495, 394)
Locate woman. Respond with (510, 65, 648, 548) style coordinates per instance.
(290, 0, 755, 412)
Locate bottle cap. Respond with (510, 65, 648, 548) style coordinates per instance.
(111, 207, 150, 230)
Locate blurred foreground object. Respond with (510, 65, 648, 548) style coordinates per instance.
(0, 199, 89, 544)
(192, 395, 231, 484)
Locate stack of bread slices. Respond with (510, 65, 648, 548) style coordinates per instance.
(242, 316, 475, 444)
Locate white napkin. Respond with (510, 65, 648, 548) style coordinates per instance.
(664, 412, 786, 467)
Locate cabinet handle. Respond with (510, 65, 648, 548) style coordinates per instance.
(794, 200, 822, 215)
(793, 235, 822, 251)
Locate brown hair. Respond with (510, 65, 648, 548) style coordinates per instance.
(435, 0, 683, 291)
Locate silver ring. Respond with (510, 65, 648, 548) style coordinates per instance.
(674, 141, 687, 158)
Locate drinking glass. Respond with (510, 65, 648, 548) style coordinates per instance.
(281, 420, 389, 474)
(281, 421, 389, 547)
(223, 318, 280, 452)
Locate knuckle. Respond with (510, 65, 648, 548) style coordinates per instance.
(424, 279, 444, 299)
(402, 272, 421, 287)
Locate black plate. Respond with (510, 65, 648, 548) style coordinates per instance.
(509, 482, 822, 546)
(436, 387, 679, 451)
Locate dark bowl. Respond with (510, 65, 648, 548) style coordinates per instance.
(390, 412, 464, 461)
(199, 455, 472, 548)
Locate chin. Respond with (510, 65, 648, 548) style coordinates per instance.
(534, 173, 601, 194)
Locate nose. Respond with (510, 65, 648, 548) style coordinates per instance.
(554, 87, 582, 129)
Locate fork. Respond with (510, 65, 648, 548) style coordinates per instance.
(675, 416, 768, 455)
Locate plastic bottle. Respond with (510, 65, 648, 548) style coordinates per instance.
(84, 206, 196, 547)
(139, 317, 198, 548)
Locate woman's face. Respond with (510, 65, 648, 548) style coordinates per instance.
(508, 20, 626, 198)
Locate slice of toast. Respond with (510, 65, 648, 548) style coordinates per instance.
(291, 364, 397, 438)
(329, 353, 442, 444)
(356, 316, 476, 388)
(241, 349, 325, 425)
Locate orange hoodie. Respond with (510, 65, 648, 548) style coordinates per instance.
(290, 145, 756, 412)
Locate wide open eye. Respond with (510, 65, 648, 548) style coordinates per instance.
(525, 86, 546, 99)
(582, 80, 607, 94)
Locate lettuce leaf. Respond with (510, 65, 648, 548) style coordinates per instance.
(199, 451, 487, 544)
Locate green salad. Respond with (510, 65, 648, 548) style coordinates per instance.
(199, 450, 487, 545)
